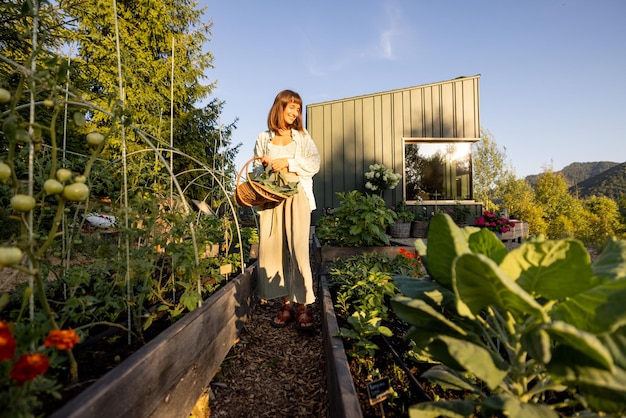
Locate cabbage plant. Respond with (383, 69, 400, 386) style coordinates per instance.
(392, 213, 626, 417)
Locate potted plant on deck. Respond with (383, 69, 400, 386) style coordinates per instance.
(389, 201, 413, 238)
(411, 197, 430, 238)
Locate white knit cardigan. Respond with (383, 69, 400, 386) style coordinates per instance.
(253, 128, 321, 211)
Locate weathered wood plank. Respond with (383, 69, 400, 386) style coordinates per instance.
(501, 220, 529, 243)
(313, 233, 415, 265)
(320, 276, 364, 418)
(50, 265, 257, 418)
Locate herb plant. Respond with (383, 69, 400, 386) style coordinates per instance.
(391, 201, 414, 223)
(328, 253, 400, 358)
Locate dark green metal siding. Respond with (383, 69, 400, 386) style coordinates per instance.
(306, 75, 480, 212)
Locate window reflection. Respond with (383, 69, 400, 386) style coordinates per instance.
(404, 141, 472, 202)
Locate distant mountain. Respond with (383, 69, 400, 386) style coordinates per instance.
(525, 161, 620, 189)
(569, 162, 626, 200)
(561, 162, 619, 186)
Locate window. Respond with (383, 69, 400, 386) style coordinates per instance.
(404, 139, 473, 203)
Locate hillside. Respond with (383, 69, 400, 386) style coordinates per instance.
(525, 161, 619, 188)
(569, 162, 626, 200)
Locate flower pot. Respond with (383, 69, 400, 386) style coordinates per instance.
(410, 221, 429, 238)
(389, 222, 411, 238)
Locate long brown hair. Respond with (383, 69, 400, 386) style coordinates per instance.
(267, 89, 304, 133)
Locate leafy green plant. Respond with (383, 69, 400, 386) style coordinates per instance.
(340, 310, 392, 358)
(328, 252, 414, 358)
(391, 201, 413, 223)
(315, 191, 396, 246)
(391, 213, 626, 417)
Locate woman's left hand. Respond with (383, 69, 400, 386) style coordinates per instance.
(270, 158, 289, 172)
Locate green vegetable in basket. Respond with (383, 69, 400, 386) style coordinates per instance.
(249, 165, 299, 197)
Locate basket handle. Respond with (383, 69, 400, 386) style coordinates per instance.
(236, 157, 262, 188)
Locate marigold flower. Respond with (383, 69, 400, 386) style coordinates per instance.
(44, 329, 80, 351)
(0, 321, 16, 357)
(0, 325, 17, 361)
(9, 353, 50, 385)
(398, 248, 416, 259)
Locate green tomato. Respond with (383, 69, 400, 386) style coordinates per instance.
(0, 247, 22, 267)
(0, 88, 10, 104)
(74, 175, 87, 184)
(2, 115, 16, 139)
(63, 182, 89, 201)
(11, 194, 36, 212)
(15, 128, 29, 143)
(43, 99, 54, 108)
(86, 132, 105, 146)
(73, 112, 86, 126)
(56, 168, 72, 182)
(43, 179, 64, 195)
(0, 162, 10, 181)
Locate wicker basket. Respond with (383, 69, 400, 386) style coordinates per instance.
(389, 222, 411, 238)
(411, 221, 429, 238)
(233, 157, 288, 207)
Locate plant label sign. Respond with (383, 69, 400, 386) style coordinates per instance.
(367, 377, 392, 406)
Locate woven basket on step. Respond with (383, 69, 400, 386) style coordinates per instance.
(234, 157, 288, 207)
(390, 221, 411, 238)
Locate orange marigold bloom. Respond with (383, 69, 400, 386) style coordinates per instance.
(0, 321, 10, 332)
(44, 329, 80, 351)
(0, 332, 17, 362)
(9, 353, 50, 385)
(0, 321, 16, 361)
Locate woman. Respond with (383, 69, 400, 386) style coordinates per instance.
(253, 89, 320, 331)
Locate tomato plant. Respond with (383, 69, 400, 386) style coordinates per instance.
(0, 2, 242, 416)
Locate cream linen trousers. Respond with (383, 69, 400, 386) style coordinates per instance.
(257, 179, 315, 305)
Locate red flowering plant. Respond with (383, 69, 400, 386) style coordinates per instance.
(473, 210, 515, 234)
(395, 248, 425, 277)
(0, 320, 80, 416)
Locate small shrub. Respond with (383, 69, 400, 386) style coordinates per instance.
(315, 191, 396, 247)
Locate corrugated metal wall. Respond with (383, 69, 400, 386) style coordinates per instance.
(306, 75, 481, 213)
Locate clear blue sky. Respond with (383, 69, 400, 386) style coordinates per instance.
(200, 0, 625, 178)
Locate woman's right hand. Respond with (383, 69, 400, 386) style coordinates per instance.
(260, 155, 271, 167)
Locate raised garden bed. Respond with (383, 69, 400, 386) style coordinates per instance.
(315, 235, 425, 417)
(314, 235, 415, 264)
(320, 275, 363, 418)
(319, 214, 626, 417)
(49, 264, 257, 418)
